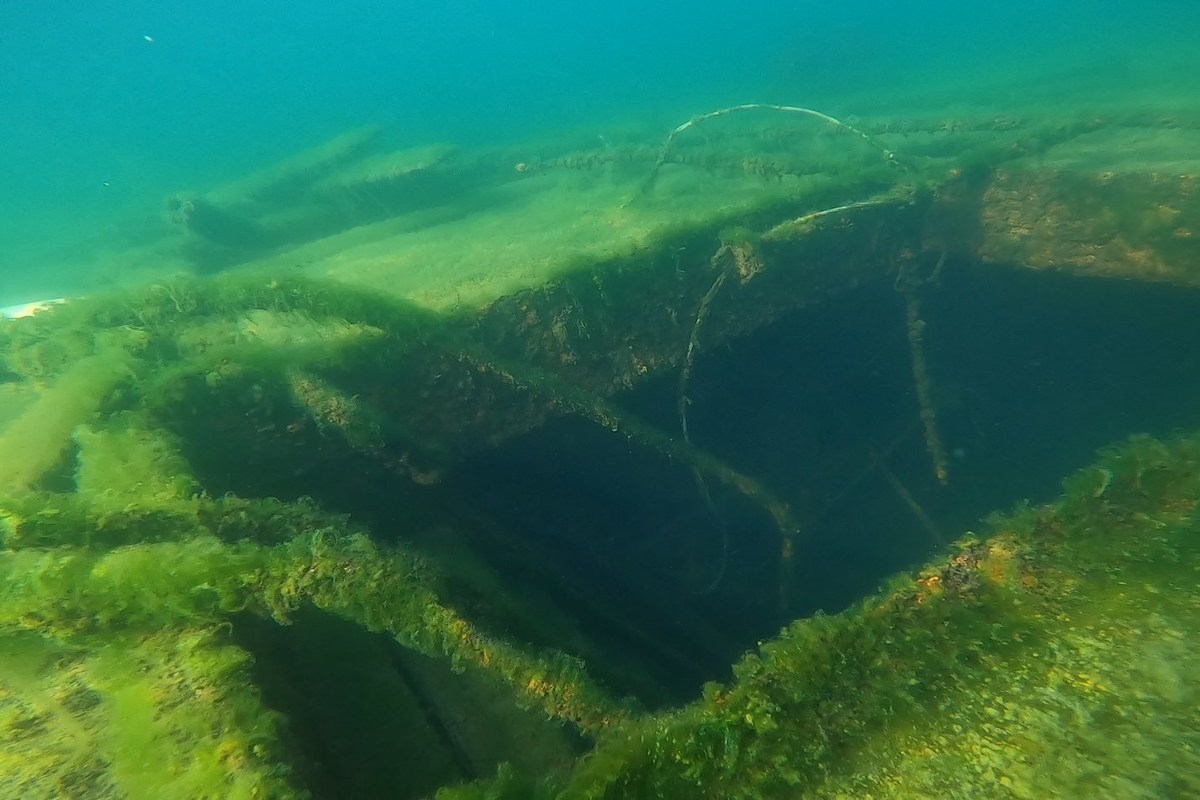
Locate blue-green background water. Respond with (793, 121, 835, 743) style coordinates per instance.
(1, 1, 1198, 303)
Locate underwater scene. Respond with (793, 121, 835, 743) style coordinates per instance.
(3, 2, 1200, 798)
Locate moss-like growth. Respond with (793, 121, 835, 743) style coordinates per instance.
(0, 628, 302, 799)
(2, 275, 1198, 797)
(0, 345, 141, 492)
(0, 487, 629, 730)
(73, 413, 200, 506)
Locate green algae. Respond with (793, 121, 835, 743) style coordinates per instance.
(0, 495, 626, 728)
(2, 298, 1198, 797)
(0, 629, 298, 800)
(0, 275, 631, 795)
(1, 111, 1198, 797)
(3, 271, 1199, 798)
(0, 346, 142, 492)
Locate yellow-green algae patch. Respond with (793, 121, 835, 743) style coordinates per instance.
(27, 110, 907, 313)
(0, 629, 295, 800)
(255, 160, 892, 313)
(0, 345, 142, 492)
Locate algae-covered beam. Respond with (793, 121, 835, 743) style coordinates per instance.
(0, 492, 629, 734)
(0, 345, 143, 493)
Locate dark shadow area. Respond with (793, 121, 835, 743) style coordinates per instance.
(447, 414, 784, 702)
(623, 261, 1200, 620)
(235, 608, 584, 800)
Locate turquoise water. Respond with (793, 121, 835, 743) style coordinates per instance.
(2, 1, 1197, 301)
